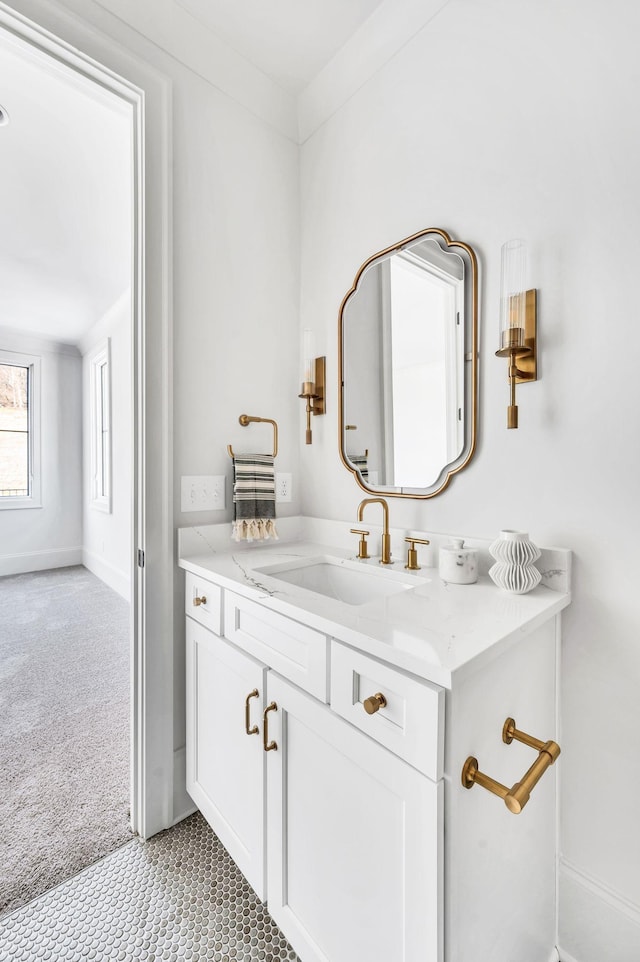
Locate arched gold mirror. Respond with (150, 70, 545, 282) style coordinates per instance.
(338, 228, 478, 498)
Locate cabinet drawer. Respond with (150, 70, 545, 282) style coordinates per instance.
(224, 591, 329, 702)
(331, 641, 444, 780)
(185, 570, 222, 635)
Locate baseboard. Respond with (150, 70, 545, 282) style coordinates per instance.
(0, 546, 82, 577)
(82, 549, 130, 601)
(172, 745, 196, 825)
(558, 858, 640, 962)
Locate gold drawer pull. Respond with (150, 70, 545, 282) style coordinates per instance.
(461, 717, 561, 814)
(193, 594, 207, 607)
(263, 702, 278, 752)
(245, 689, 259, 736)
(363, 692, 387, 715)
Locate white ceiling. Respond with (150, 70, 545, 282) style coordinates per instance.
(0, 0, 388, 345)
(0, 32, 132, 345)
(175, 0, 386, 93)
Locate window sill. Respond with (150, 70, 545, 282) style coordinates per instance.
(0, 497, 42, 511)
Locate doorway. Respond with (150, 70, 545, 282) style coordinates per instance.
(0, 0, 174, 905)
(0, 19, 134, 914)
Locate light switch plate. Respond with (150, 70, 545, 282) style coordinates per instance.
(181, 475, 225, 512)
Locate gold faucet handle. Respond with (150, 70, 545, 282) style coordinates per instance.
(404, 537, 430, 571)
(350, 528, 370, 559)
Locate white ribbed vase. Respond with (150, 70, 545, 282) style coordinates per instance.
(489, 530, 541, 594)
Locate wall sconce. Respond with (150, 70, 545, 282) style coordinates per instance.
(496, 239, 537, 429)
(298, 329, 326, 444)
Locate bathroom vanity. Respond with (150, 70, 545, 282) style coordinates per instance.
(179, 526, 570, 962)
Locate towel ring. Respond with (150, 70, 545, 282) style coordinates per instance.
(227, 415, 278, 459)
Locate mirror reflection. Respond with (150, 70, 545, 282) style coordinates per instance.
(339, 228, 478, 498)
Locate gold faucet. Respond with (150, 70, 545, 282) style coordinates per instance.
(357, 498, 392, 564)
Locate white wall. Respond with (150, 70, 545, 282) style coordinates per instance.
(0, 329, 82, 575)
(7, 3, 636, 954)
(80, 293, 132, 600)
(11, 0, 301, 822)
(298, 1, 640, 959)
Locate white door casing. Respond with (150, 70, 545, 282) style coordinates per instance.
(0, 0, 174, 838)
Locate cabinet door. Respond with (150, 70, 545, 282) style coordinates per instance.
(265, 673, 443, 962)
(186, 617, 267, 899)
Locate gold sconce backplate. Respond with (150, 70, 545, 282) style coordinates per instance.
(313, 356, 326, 415)
(299, 356, 326, 444)
(495, 288, 538, 428)
(515, 289, 537, 384)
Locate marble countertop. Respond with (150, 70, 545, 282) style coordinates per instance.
(179, 528, 571, 690)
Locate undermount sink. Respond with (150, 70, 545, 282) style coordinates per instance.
(253, 555, 425, 606)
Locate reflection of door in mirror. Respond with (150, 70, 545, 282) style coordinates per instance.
(343, 238, 465, 489)
(383, 242, 464, 487)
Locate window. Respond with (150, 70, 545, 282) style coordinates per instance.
(0, 350, 41, 509)
(90, 340, 111, 512)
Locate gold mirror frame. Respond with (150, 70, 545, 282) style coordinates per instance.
(338, 227, 479, 499)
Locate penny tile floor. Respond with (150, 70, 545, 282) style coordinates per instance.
(0, 812, 300, 961)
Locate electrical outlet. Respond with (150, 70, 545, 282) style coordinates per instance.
(276, 472, 292, 503)
(181, 475, 225, 512)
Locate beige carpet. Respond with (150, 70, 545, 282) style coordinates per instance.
(0, 565, 133, 916)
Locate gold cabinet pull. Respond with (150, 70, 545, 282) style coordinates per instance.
(245, 689, 259, 736)
(193, 594, 206, 607)
(363, 692, 387, 715)
(263, 701, 278, 752)
(461, 716, 561, 814)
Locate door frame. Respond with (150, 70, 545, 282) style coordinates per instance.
(0, 0, 174, 838)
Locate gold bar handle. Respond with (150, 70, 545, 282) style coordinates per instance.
(263, 701, 278, 752)
(461, 717, 560, 815)
(245, 689, 259, 736)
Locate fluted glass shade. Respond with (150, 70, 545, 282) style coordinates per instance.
(498, 239, 528, 354)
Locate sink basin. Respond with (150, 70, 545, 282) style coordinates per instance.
(253, 555, 424, 606)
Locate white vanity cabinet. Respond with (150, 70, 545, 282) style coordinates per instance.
(265, 671, 442, 962)
(185, 617, 268, 899)
(182, 551, 566, 962)
(185, 578, 445, 962)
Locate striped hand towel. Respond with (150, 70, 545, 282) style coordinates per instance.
(232, 454, 278, 543)
(349, 453, 369, 480)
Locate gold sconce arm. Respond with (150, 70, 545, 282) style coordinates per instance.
(461, 716, 560, 814)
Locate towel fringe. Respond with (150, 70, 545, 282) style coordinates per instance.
(231, 519, 279, 543)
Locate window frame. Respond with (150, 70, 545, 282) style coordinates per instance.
(0, 349, 42, 510)
(89, 338, 112, 513)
